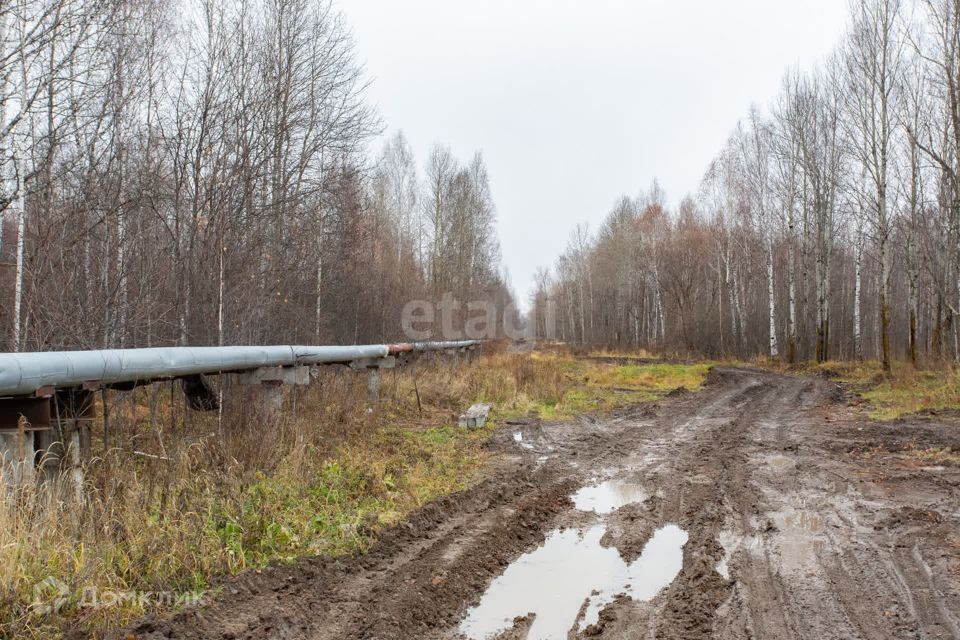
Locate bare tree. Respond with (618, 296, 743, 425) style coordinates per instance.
(843, 0, 905, 372)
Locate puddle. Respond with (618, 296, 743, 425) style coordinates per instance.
(780, 510, 824, 533)
(512, 431, 535, 450)
(459, 524, 687, 639)
(769, 505, 828, 574)
(766, 455, 796, 470)
(715, 530, 737, 580)
(715, 555, 729, 580)
(572, 480, 648, 514)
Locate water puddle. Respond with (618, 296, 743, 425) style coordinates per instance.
(715, 555, 729, 580)
(766, 455, 796, 470)
(512, 431, 535, 450)
(779, 510, 824, 533)
(572, 479, 648, 514)
(715, 529, 738, 580)
(459, 524, 687, 639)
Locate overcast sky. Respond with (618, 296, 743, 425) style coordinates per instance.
(341, 0, 851, 308)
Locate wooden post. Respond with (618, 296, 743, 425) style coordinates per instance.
(0, 396, 51, 487)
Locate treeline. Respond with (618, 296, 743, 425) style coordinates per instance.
(0, 0, 509, 351)
(533, 0, 959, 368)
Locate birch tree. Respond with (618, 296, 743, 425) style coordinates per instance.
(843, 0, 904, 372)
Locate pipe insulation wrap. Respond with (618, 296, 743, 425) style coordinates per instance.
(0, 341, 479, 397)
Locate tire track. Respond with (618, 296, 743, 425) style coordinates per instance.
(121, 366, 960, 640)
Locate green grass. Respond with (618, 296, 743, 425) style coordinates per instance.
(609, 362, 712, 391)
(512, 358, 711, 420)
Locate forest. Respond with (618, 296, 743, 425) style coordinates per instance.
(0, 0, 511, 352)
(532, 0, 960, 370)
(2, 0, 959, 370)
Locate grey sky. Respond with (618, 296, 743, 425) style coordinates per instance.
(342, 0, 851, 308)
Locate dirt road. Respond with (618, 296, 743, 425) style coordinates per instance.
(126, 367, 960, 639)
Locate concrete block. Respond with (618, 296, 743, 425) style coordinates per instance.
(459, 403, 492, 429)
(236, 366, 310, 386)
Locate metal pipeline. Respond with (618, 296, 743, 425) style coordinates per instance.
(0, 340, 481, 397)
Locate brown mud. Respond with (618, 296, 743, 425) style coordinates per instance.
(120, 367, 960, 640)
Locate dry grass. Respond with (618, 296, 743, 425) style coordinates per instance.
(0, 347, 708, 639)
(859, 368, 960, 420)
(743, 358, 960, 421)
(898, 444, 960, 467)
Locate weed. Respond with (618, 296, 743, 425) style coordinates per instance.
(0, 347, 705, 639)
(746, 358, 960, 421)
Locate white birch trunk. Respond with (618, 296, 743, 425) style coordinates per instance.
(788, 232, 797, 360)
(11, 141, 24, 351)
(652, 264, 664, 343)
(218, 234, 225, 347)
(217, 227, 225, 436)
(116, 203, 126, 346)
(767, 239, 779, 357)
(854, 236, 863, 360)
(179, 272, 190, 346)
(578, 279, 585, 343)
(315, 239, 323, 342)
(0, 12, 9, 257)
(717, 253, 723, 352)
(11, 6, 28, 352)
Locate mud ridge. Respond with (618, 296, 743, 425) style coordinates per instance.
(118, 366, 960, 640)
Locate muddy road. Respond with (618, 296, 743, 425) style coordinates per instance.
(127, 367, 960, 639)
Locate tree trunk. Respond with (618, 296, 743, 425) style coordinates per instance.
(786, 218, 797, 363)
(854, 234, 863, 360)
(767, 239, 779, 357)
(11, 140, 25, 351)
